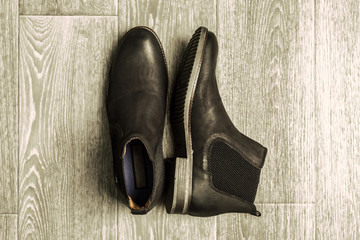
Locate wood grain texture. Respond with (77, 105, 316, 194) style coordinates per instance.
(19, 16, 118, 239)
(20, 0, 117, 15)
(315, 1, 360, 239)
(0, 0, 356, 239)
(117, 1, 218, 239)
(216, 0, 316, 239)
(0, 215, 17, 240)
(217, 0, 315, 204)
(217, 204, 315, 240)
(0, 0, 18, 213)
(117, 204, 217, 240)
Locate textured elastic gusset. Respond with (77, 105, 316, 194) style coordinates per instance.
(209, 139, 261, 203)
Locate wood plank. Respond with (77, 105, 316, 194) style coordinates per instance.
(18, 16, 118, 239)
(216, 0, 315, 238)
(217, 204, 315, 240)
(0, 0, 18, 213)
(0, 215, 17, 240)
(315, 1, 360, 239)
(117, 204, 217, 240)
(20, 0, 117, 15)
(117, 0, 218, 239)
(216, 0, 315, 204)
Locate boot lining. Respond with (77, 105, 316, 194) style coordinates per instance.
(123, 139, 153, 207)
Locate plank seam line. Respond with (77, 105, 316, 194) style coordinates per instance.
(256, 203, 315, 205)
(214, 1, 219, 240)
(215, 0, 219, 36)
(115, 11, 119, 240)
(313, 0, 317, 238)
(19, 15, 118, 17)
(17, 2, 20, 240)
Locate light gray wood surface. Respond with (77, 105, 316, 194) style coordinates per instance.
(18, 16, 118, 239)
(19, 0, 117, 15)
(0, 215, 17, 240)
(217, 0, 315, 236)
(1, 0, 359, 239)
(315, 1, 360, 239)
(217, 0, 316, 205)
(0, 0, 18, 213)
(217, 204, 315, 240)
(216, 0, 316, 238)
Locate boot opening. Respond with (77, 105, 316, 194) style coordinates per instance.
(123, 139, 153, 208)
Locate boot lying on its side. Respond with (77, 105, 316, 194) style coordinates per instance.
(107, 26, 168, 214)
(166, 27, 267, 217)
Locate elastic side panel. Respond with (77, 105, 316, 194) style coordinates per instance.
(209, 140, 261, 203)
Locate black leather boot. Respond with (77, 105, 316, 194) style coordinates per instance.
(165, 27, 267, 217)
(107, 27, 168, 214)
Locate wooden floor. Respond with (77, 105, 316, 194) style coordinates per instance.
(1, 0, 359, 239)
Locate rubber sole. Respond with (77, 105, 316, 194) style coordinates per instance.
(165, 27, 208, 214)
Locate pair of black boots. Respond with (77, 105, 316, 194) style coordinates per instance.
(107, 26, 267, 217)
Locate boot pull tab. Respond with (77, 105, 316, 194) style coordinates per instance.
(250, 210, 261, 217)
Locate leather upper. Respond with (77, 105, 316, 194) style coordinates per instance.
(188, 30, 267, 216)
(107, 27, 168, 212)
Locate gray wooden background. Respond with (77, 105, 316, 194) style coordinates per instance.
(1, 0, 359, 239)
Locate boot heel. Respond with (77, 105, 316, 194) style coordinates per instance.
(165, 157, 193, 214)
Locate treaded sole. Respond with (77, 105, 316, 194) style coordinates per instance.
(165, 27, 208, 214)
